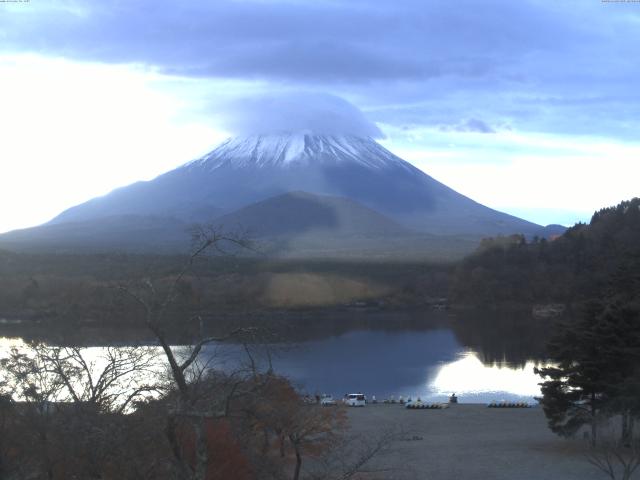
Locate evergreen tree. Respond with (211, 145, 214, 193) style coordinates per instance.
(598, 302, 640, 445)
(536, 301, 640, 446)
(536, 302, 611, 445)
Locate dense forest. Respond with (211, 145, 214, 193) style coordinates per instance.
(448, 198, 640, 452)
(0, 249, 451, 330)
(3, 198, 639, 331)
(451, 198, 640, 307)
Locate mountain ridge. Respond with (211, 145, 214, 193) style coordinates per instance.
(215, 190, 412, 237)
(48, 133, 542, 237)
(0, 132, 559, 257)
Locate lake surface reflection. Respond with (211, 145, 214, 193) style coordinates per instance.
(1, 311, 549, 404)
(208, 328, 543, 403)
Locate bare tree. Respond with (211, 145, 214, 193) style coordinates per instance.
(1, 341, 166, 479)
(39, 344, 162, 414)
(305, 427, 405, 480)
(2, 342, 162, 412)
(585, 419, 640, 480)
(116, 226, 258, 480)
(0, 225, 396, 479)
(1, 343, 70, 479)
(586, 438, 640, 480)
(287, 405, 346, 480)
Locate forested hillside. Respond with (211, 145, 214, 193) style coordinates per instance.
(451, 198, 640, 306)
(0, 250, 451, 329)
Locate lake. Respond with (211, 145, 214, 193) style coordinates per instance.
(207, 327, 544, 404)
(0, 309, 551, 404)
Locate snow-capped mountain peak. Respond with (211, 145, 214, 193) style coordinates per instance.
(41, 129, 541, 241)
(187, 132, 413, 171)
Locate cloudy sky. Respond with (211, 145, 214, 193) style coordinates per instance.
(1, 0, 638, 233)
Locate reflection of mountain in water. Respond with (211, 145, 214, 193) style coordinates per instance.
(1, 309, 551, 402)
(206, 328, 542, 402)
(1, 309, 453, 347)
(237, 329, 460, 398)
(0, 309, 551, 367)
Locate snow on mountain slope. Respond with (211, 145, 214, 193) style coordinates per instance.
(186, 133, 413, 171)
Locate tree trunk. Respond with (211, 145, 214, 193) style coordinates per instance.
(622, 410, 631, 446)
(290, 436, 302, 480)
(165, 414, 184, 464)
(165, 414, 194, 480)
(193, 417, 209, 480)
(591, 393, 597, 447)
(151, 325, 189, 395)
(261, 429, 270, 456)
(279, 433, 286, 458)
(38, 422, 54, 480)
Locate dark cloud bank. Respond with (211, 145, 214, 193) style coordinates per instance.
(2, 0, 639, 139)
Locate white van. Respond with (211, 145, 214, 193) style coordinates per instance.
(344, 393, 366, 407)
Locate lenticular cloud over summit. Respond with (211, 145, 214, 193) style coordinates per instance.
(220, 93, 384, 139)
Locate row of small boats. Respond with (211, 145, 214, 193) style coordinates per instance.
(488, 402, 532, 408)
(406, 402, 449, 409)
(404, 401, 534, 409)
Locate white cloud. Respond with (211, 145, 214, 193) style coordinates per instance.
(383, 127, 640, 226)
(0, 55, 227, 233)
(218, 91, 384, 138)
(0, 55, 637, 233)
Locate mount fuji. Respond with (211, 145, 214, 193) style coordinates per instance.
(0, 132, 550, 257)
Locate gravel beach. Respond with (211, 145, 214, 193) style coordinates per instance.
(347, 404, 606, 480)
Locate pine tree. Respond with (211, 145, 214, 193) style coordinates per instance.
(536, 301, 640, 446)
(536, 302, 611, 445)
